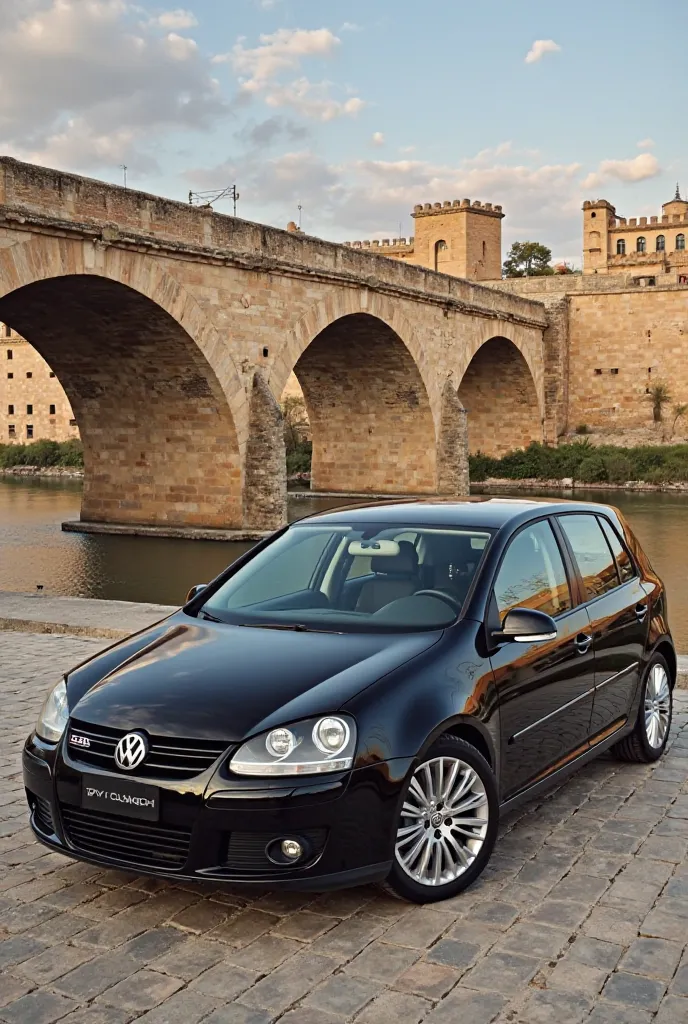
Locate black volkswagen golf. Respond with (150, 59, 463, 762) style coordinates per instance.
(23, 498, 675, 903)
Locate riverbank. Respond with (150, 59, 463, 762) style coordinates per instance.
(1, 592, 687, 681)
(0, 465, 83, 477)
(478, 477, 688, 493)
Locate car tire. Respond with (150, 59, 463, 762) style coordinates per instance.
(612, 654, 673, 763)
(385, 735, 499, 904)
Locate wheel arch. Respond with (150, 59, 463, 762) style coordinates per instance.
(418, 716, 496, 771)
(651, 638, 677, 689)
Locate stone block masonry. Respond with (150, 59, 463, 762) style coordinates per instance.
(0, 157, 549, 533)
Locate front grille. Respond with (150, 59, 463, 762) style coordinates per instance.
(31, 794, 55, 835)
(225, 828, 327, 875)
(61, 805, 191, 870)
(67, 718, 230, 780)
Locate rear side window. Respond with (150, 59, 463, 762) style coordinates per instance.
(558, 514, 620, 599)
(598, 517, 635, 584)
(494, 520, 571, 619)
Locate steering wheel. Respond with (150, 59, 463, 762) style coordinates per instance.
(413, 589, 462, 612)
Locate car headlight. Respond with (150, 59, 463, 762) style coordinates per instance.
(230, 715, 356, 776)
(35, 680, 69, 743)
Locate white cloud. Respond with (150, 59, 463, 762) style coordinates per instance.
(399, 145, 416, 154)
(215, 28, 340, 82)
(637, 138, 655, 149)
(165, 32, 198, 60)
(340, 22, 361, 32)
(263, 78, 364, 121)
(582, 153, 661, 189)
(213, 27, 364, 122)
(0, 0, 226, 172)
(152, 9, 197, 30)
(525, 39, 561, 64)
(371, 131, 385, 146)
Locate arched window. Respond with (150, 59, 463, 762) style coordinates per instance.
(637, 236, 646, 253)
(616, 239, 626, 255)
(656, 235, 665, 252)
(677, 234, 686, 251)
(434, 239, 448, 271)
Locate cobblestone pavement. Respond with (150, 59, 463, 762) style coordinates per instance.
(1, 632, 688, 1024)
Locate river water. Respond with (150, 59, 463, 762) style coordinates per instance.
(1, 477, 687, 650)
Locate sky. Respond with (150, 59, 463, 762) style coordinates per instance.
(1, 0, 686, 266)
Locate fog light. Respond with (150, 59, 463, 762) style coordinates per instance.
(280, 838, 303, 860)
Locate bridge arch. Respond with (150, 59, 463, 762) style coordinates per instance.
(271, 291, 454, 495)
(456, 333, 543, 456)
(0, 237, 245, 528)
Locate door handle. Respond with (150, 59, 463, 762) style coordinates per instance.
(575, 633, 593, 655)
(635, 603, 648, 622)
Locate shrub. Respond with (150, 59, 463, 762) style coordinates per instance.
(577, 455, 607, 483)
(0, 439, 84, 469)
(602, 453, 632, 484)
(286, 440, 312, 476)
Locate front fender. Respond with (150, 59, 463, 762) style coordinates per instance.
(344, 620, 499, 776)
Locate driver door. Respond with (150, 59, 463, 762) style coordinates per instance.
(489, 518, 596, 801)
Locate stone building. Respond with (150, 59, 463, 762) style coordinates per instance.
(342, 199, 504, 282)
(583, 186, 688, 282)
(0, 324, 78, 444)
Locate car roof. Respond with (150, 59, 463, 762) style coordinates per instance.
(295, 496, 621, 531)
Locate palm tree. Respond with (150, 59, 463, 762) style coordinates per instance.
(646, 382, 672, 424)
(669, 402, 688, 440)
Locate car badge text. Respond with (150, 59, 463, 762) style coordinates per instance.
(69, 733, 91, 749)
(114, 731, 148, 771)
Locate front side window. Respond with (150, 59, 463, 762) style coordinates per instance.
(494, 520, 571, 620)
(637, 236, 646, 253)
(558, 514, 619, 599)
(201, 523, 493, 633)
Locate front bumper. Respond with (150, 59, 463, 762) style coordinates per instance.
(23, 735, 412, 891)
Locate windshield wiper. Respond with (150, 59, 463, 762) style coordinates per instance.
(238, 622, 342, 634)
(199, 611, 223, 622)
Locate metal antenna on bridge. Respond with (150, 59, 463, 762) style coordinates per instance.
(120, 164, 128, 189)
(298, 204, 302, 229)
(188, 185, 240, 216)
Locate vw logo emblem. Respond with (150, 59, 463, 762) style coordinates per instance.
(431, 811, 444, 828)
(114, 732, 148, 771)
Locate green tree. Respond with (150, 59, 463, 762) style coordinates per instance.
(502, 241, 555, 278)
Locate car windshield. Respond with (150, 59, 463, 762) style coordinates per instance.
(200, 522, 493, 633)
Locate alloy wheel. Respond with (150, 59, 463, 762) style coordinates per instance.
(395, 756, 489, 887)
(644, 663, 671, 749)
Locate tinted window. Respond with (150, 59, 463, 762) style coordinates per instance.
(202, 523, 492, 633)
(222, 529, 334, 605)
(494, 520, 571, 619)
(559, 514, 620, 599)
(598, 517, 635, 583)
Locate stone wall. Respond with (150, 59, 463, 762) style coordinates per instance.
(492, 275, 688, 435)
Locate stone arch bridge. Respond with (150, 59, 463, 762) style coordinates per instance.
(0, 158, 562, 533)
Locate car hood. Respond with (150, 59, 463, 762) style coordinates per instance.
(69, 613, 442, 741)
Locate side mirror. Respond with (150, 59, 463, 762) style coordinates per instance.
(492, 607, 557, 644)
(185, 584, 207, 604)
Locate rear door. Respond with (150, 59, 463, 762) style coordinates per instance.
(557, 513, 647, 740)
(490, 518, 596, 800)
